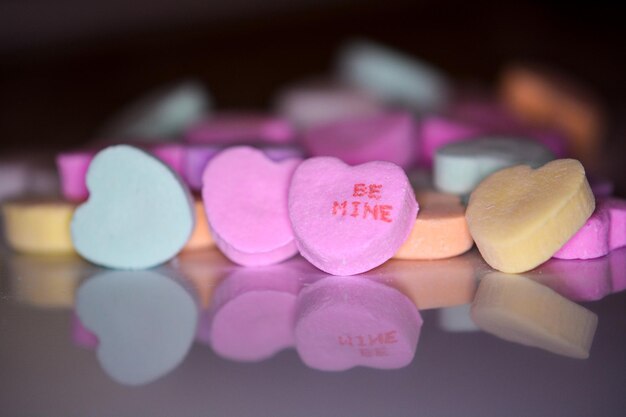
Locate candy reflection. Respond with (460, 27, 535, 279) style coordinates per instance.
(7, 252, 94, 309)
(437, 304, 480, 333)
(521, 247, 626, 302)
(76, 268, 198, 386)
(366, 249, 487, 310)
(295, 275, 422, 371)
(197, 257, 321, 362)
(471, 273, 598, 359)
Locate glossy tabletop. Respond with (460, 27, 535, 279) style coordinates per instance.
(1, 239, 626, 417)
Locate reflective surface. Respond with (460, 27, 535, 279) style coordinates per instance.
(2, 244, 626, 416)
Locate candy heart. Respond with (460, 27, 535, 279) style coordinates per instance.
(202, 146, 302, 266)
(554, 197, 626, 260)
(76, 269, 198, 386)
(466, 159, 595, 273)
(71, 145, 194, 269)
(393, 190, 473, 260)
(295, 276, 422, 371)
(434, 136, 554, 195)
(288, 157, 418, 275)
(301, 112, 415, 168)
(471, 273, 597, 359)
(500, 64, 605, 169)
(2, 198, 76, 254)
(337, 39, 449, 112)
(198, 261, 305, 362)
(185, 113, 294, 145)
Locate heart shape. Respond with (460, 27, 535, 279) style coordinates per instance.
(76, 269, 198, 386)
(71, 145, 195, 269)
(199, 260, 306, 362)
(294, 276, 422, 371)
(202, 146, 302, 266)
(434, 136, 555, 195)
(466, 159, 595, 273)
(289, 157, 417, 275)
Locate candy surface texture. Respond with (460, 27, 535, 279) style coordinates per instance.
(466, 159, 595, 273)
(289, 157, 418, 275)
(202, 146, 301, 266)
(71, 145, 194, 269)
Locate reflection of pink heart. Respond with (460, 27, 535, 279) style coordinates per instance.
(198, 260, 307, 362)
(202, 147, 302, 266)
(289, 157, 417, 275)
(295, 276, 422, 371)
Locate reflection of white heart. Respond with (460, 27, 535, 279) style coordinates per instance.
(76, 269, 198, 386)
(71, 145, 195, 269)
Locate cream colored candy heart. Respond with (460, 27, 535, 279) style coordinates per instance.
(466, 159, 594, 273)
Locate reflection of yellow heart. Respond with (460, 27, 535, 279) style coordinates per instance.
(466, 159, 594, 273)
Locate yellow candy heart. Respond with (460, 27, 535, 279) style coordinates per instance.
(466, 159, 594, 273)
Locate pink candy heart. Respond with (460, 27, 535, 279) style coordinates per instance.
(202, 146, 302, 266)
(554, 198, 626, 260)
(289, 157, 418, 275)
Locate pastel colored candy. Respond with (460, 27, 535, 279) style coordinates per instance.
(199, 263, 302, 362)
(71, 145, 195, 269)
(500, 65, 605, 168)
(182, 198, 215, 252)
(275, 84, 382, 130)
(8, 253, 92, 309)
(76, 269, 198, 386)
(337, 40, 449, 112)
(289, 157, 418, 275)
(202, 146, 301, 266)
(434, 136, 555, 195)
(57, 143, 189, 202)
(554, 198, 626, 260)
(185, 113, 294, 145)
(394, 191, 473, 260)
(471, 273, 598, 359)
(295, 276, 422, 371)
(98, 80, 210, 140)
(301, 111, 415, 168)
(521, 248, 626, 302)
(176, 249, 234, 309)
(2, 199, 76, 254)
(466, 159, 595, 273)
(368, 249, 484, 310)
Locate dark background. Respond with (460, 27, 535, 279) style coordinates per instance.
(1, 0, 625, 190)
